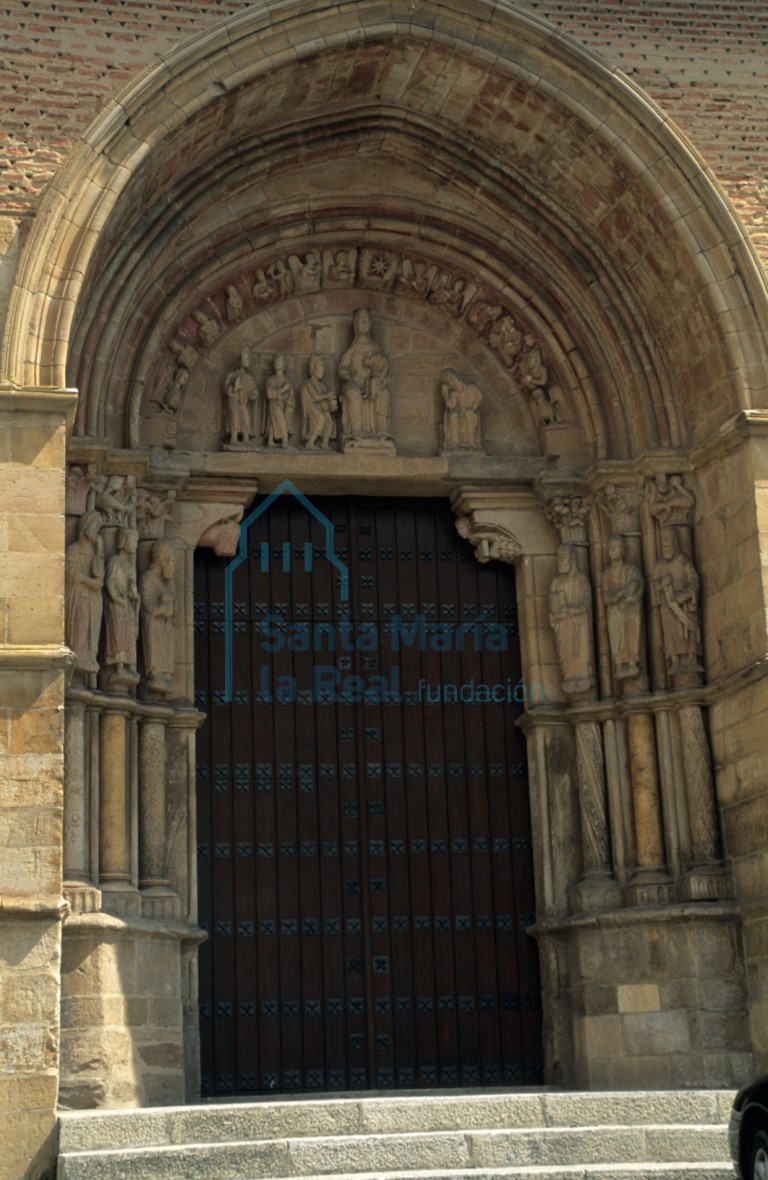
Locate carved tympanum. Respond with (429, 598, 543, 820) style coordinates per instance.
(146, 244, 571, 450)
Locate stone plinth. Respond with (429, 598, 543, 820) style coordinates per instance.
(532, 902, 751, 1089)
(59, 912, 205, 1110)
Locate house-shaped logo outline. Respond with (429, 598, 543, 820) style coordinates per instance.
(223, 478, 350, 701)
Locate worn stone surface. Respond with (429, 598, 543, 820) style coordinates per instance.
(3, 5, 768, 1175)
(56, 1090, 735, 1178)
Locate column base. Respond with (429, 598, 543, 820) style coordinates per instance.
(63, 882, 102, 914)
(680, 864, 735, 901)
(570, 873, 622, 914)
(624, 869, 676, 906)
(100, 883, 142, 918)
(141, 887, 181, 920)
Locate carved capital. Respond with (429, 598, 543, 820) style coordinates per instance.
(646, 472, 695, 530)
(543, 494, 592, 545)
(597, 483, 644, 535)
(136, 487, 177, 539)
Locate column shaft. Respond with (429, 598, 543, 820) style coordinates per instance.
(99, 710, 130, 883)
(139, 720, 168, 890)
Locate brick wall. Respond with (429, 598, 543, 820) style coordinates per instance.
(1, 1, 767, 264)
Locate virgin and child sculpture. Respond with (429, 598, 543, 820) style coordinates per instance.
(338, 308, 393, 447)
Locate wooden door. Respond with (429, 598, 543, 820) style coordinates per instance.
(195, 494, 542, 1095)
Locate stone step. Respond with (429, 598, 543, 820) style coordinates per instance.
(58, 1089, 735, 1152)
(297, 1170, 734, 1180)
(56, 1091, 735, 1180)
(57, 1125, 732, 1179)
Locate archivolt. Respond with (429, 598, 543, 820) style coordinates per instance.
(4, 0, 767, 458)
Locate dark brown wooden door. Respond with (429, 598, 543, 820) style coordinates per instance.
(195, 494, 541, 1096)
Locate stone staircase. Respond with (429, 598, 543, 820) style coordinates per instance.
(57, 1089, 736, 1179)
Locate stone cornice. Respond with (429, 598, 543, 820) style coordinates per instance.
(0, 385, 78, 414)
(62, 911, 207, 944)
(67, 684, 205, 727)
(530, 899, 741, 938)
(689, 410, 768, 469)
(0, 645, 75, 671)
(518, 662, 768, 729)
(0, 895, 69, 920)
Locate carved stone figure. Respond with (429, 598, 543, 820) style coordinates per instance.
(66, 463, 97, 515)
(65, 510, 105, 674)
(223, 347, 258, 446)
(151, 365, 188, 414)
(396, 258, 431, 297)
(440, 368, 483, 451)
(467, 300, 502, 335)
(95, 474, 137, 527)
(549, 543, 595, 698)
(225, 284, 244, 323)
(140, 541, 177, 695)
(488, 315, 523, 365)
(136, 489, 176, 539)
(602, 534, 644, 682)
(193, 309, 220, 348)
(647, 474, 695, 528)
(170, 340, 199, 371)
(338, 308, 391, 441)
(104, 527, 140, 687)
(599, 483, 644, 535)
(324, 248, 356, 285)
(530, 384, 567, 426)
(252, 268, 275, 301)
(653, 526, 702, 679)
(520, 337, 549, 394)
(429, 271, 465, 312)
(267, 259, 293, 297)
(300, 354, 337, 448)
(288, 250, 322, 292)
(263, 353, 295, 448)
